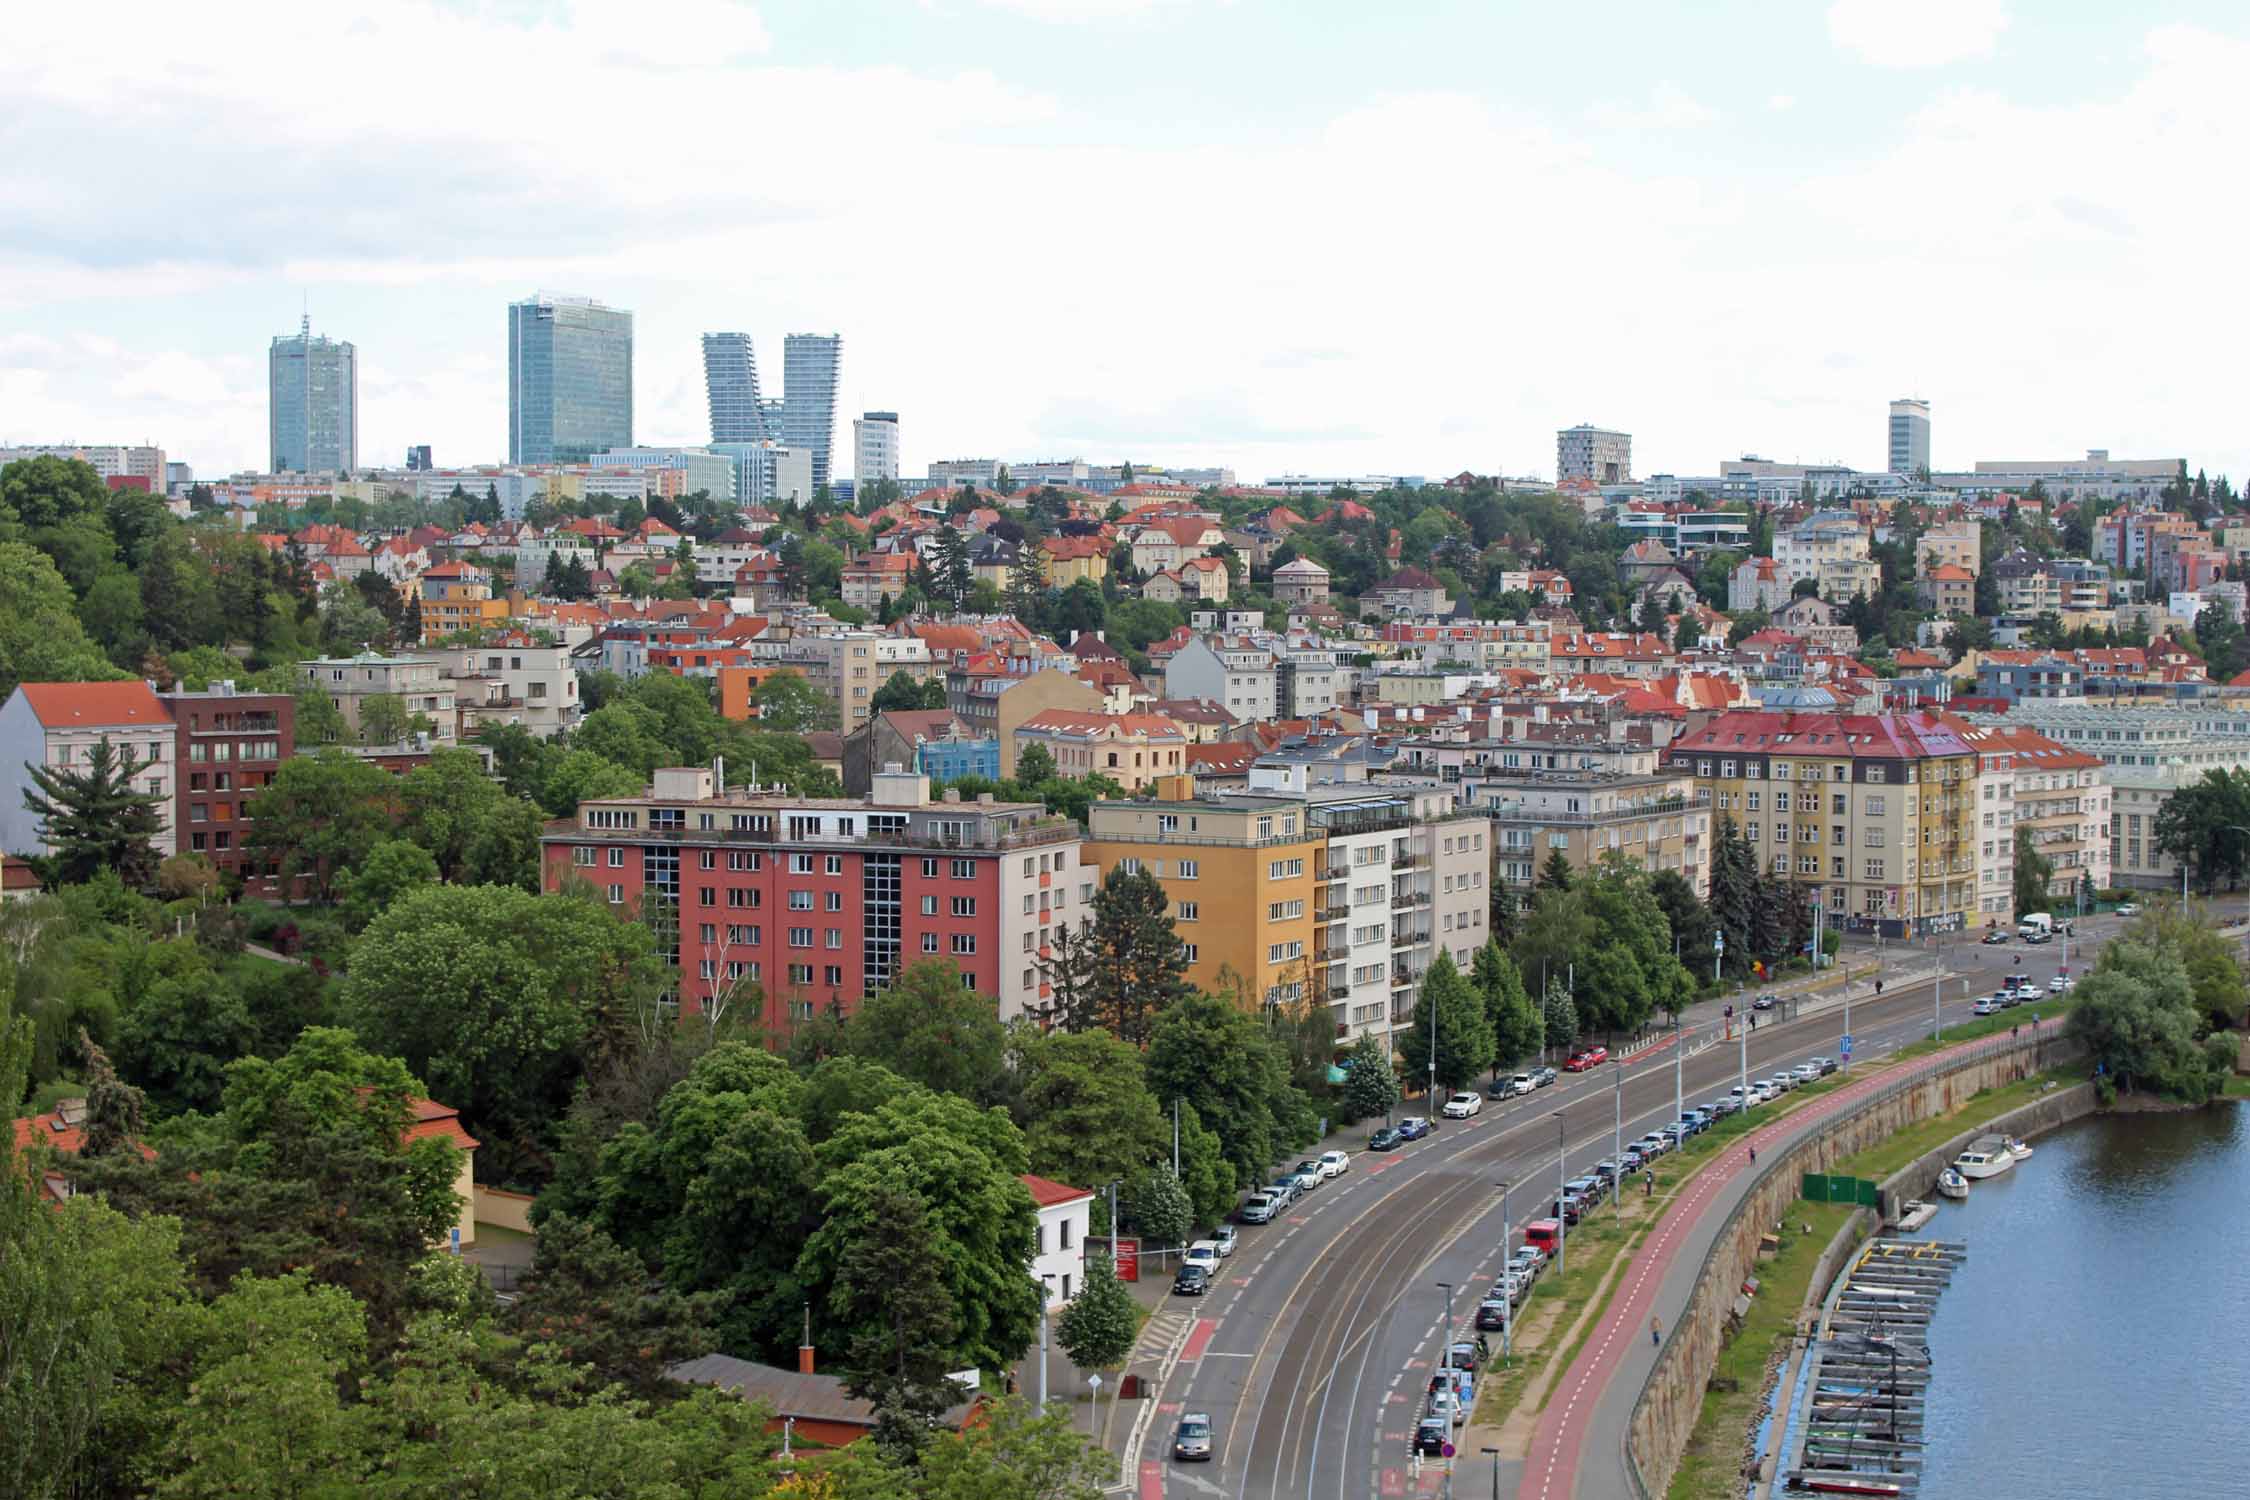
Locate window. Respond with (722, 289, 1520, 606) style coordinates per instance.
(1268, 858, 1304, 878)
(1864, 828, 1885, 847)
(952, 859, 976, 879)
(790, 853, 814, 875)
(826, 854, 843, 875)
(951, 933, 977, 954)
(698, 850, 716, 870)
(789, 890, 813, 910)
(1746, 791, 1761, 812)
(608, 847, 625, 868)
(1183, 943, 1199, 963)
(922, 858, 939, 877)
(607, 884, 624, 904)
(1867, 766, 1887, 783)
(1267, 899, 1304, 920)
(1864, 860, 1884, 880)
(1177, 901, 1200, 921)
(951, 897, 977, 917)
(789, 927, 814, 947)
(921, 895, 938, 915)
(825, 891, 842, 912)
(1177, 859, 1200, 879)
(826, 929, 843, 949)
(572, 846, 596, 867)
(922, 933, 940, 953)
(1866, 796, 1885, 816)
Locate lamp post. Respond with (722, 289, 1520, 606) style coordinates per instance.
(1437, 1280, 1455, 1383)
(1480, 1446, 1502, 1500)
(1494, 1181, 1513, 1363)
(1552, 1110, 1568, 1276)
(1037, 1273, 1055, 1408)
(1612, 1059, 1624, 1217)
(1673, 1010, 1684, 1137)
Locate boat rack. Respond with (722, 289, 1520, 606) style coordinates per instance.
(1783, 1239, 1967, 1498)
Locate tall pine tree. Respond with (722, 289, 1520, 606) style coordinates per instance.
(1053, 867, 1192, 1046)
(21, 736, 165, 888)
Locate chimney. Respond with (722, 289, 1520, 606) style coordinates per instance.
(713, 755, 726, 795)
(798, 1343, 816, 1376)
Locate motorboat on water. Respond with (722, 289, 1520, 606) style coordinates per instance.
(1951, 1135, 2015, 1180)
(1789, 1477, 1906, 1497)
(2005, 1136, 2033, 1160)
(1935, 1168, 1969, 1200)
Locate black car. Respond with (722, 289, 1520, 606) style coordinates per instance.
(1531, 1067, 1558, 1088)
(1173, 1264, 1211, 1297)
(1414, 1417, 1449, 1457)
(1368, 1127, 1403, 1152)
(1752, 993, 1778, 1011)
(1981, 927, 2009, 945)
(1475, 1297, 1510, 1331)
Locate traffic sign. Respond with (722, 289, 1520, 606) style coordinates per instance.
(1840, 1035, 1854, 1058)
(1714, 931, 1725, 952)
(1441, 1442, 1456, 1459)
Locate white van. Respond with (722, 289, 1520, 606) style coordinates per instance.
(2016, 912, 2053, 942)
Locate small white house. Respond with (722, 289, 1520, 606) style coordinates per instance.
(1022, 1173, 1094, 1305)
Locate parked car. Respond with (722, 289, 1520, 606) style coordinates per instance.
(1319, 1150, 1352, 1177)
(1593, 1157, 1621, 1183)
(1442, 1091, 1484, 1119)
(1510, 1244, 1548, 1281)
(1710, 1095, 1741, 1117)
(1173, 1264, 1211, 1297)
(1973, 996, 2000, 1016)
(1173, 1412, 1213, 1462)
(1620, 1147, 1646, 1171)
(1809, 1057, 1837, 1076)
(2116, 902, 2141, 917)
(1212, 1225, 1237, 1257)
(1752, 993, 1778, 1011)
(1368, 1127, 1403, 1152)
(1552, 1190, 1588, 1224)
(1532, 1066, 1558, 1089)
(1564, 1045, 1610, 1071)
(1414, 1417, 1450, 1456)
(1635, 1132, 1669, 1158)
(1791, 1064, 1820, 1085)
(1490, 1072, 1534, 1099)
(1749, 1082, 1777, 1104)
(1264, 1179, 1299, 1207)
(2049, 974, 2074, 994)
(1290, 1162, 1325, 1193)
(1476, 1297, 1511, 1330)
(1447, 1340, 1482, 1373)
(1184, 1241, 1220, 1272)
(1239, 1192, 1277, 1224)
(1397, 1116, 1432, 1141)
(1427, 1387, 1464, 1428)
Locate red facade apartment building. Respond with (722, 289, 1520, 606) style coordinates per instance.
(540, 765, 1086, 1034)
(160, 685, 296, 892)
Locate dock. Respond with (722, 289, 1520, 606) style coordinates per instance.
(1780, 1238, 1966, 1498)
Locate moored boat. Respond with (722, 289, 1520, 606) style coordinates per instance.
(2005, 1136, 2033, 1160)
(1935, 1168, 1969, 1200)
(1952, 1135, 2015, 1180)
(1789, 1474, 1905, 1496)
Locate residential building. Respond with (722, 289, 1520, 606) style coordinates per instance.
(841, 710, 997, 795)
(1916, 519, 1980, 577)
(1014, 711, 1187, 792)
(839, 552, 914, 610)
(1959, 723, 2109, 913)
(0, 444, 168, 492)
(1273, 556, 1331, 604)
(950, 668, 1106, 777)
(1024, 1174, 1093, 1305)
(1888, 398, 1931, 476)
(1083, 787, 1327, 1016)
(768, 633, 935, 734)
(157, 684, 294, 892)
(1666, 710, 1981, 936)
(1164, 637, 1278, 722)
(540, 766, 1083, 1026)
(509, 293, 633, 464)
(1473, 767, 1710, 908)
(441, 637, 582, 739)
(1557, 425, 1632, 486)
(1128, 517, 1228, 575)
(1975, 651, 2085, 704)
(268, 316, 357, 473)
(298, 653, 457, 746)
(1990, 549, 2061, 616)
(929, 458, 1003, 490)
(1144, 556, 1230, 604)
(1775, 519, 1869, 586)
(854, 412, 899, 483)
(1917, 563, 1975, 616)
(1728, 556, 1793, 614)
(671, 1355, 982, 1447)
(779, 334, 843, 490)
(417, 561, 512, 640)
(1275, 641, 1347, 718)
(591, 447, 736, 500)
(1362, 567, 1452, 617)
(0, 682, 179, 861)
(1040, 535, 1110, 587)
(710, 440, 814, 506)
(701, 332, 767, 443)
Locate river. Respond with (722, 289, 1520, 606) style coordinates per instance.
(1907, 1104, 2250, 1499)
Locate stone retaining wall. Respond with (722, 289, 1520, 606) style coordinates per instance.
(1622, 1032, 2085, 1497)
(1875, 1079, 2100, 1213)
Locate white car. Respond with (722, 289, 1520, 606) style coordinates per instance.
(2115, 902, 2140, 917)
(1973, 997, 2001, 1016)
(1184, 1241, 1221, 1272)
(1506, 1073, 1535, 1097)
(1318, 1150, 1351, 1178)
(2049, 974, 2073, 995)
(1442, 1091, 1483, 1119)
(1211, 1225, 1237, 1257)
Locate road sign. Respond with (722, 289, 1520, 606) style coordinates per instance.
(1114, 1237, 1141, 1283)
(1441, 1442, 1456, 1459)
(1714, 931, 1725, 952)
(1840, 1035, 1854, 1058)
(1086, 1373, 1103, 1391)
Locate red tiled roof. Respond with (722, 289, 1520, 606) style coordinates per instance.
(15, 681, 167, 727)
(1185, 742, 1255, 773)
(1020, 1173, 1094, 1208)
(1018, 710, 1185, 739)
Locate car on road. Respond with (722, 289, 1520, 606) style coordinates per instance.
(1973, 996, 2001, 1016)
(1981, 926, 2009, 944)
(1530, 1066, 1558, 1088)
(1809, 1057, 1837, 1076)
(2049, 974, 2073, 994)
(1172, 1264, 1211, 1297)
(1752, 1081, 1779, 1104)
(1620, 1146, 1646, 1171)
(1476, 1297, 1511, 1330)
(1635, 1132, 1669, 1158)
(1397, 1116, 1432, 1141)
(1239, 1192, 1277, 1223)
(1184, 1241, 1220, 1273)
(2116, 902, 2140, 917)
(1563, 1045, 1610, 1072)
(1290, 1162, 1325, 1194)
(1447, 1340, 1483, 1373)
(1442, 1091, 1484, 1119)
(1427, 1387, 1464, 1427)
(1676, 1113, 1705, 1138)
(1212, 1225, 1237, 1257)
(1709, 1095, 1741, 1117)
(1491, 1072, 1535, 1099)
(1414, 1417, 1450, 1457)
(1753, 993, 1779, 1011)
(1173, 1412, 1213, 1462)
(1510, 1244, 1547, 1280)
(1593, 1157, 1621, 1183)
(1319, 1149, 1352, 1178)
(1264, 1178, 1299, 1208)
(1791, 1064, 1820, 1085)
(1368, 1127, 1403, 1152)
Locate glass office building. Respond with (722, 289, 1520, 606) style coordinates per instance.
(702, 332, 767, 444)
(509, 293, 633, 464)
(780, 333, 843, 491)
(268, 317, 357, 473)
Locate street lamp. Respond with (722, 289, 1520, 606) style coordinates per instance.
(1436, 1281, 1455, 1384)
(1612, 1059, 1624, 1217)
(1494, 1181, 1513, 1364)
(1480, 1446, 1502, 1500)
(1036, 1273, 1056, 1408)
(1552, 1110, 1568, 1276)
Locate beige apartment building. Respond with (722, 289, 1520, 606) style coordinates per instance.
(299, 653, 457, 746)
(768, 632, 936, 734)
(1471, 767, 1711, 908)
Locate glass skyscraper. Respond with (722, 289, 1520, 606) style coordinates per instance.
(509, 293, 633, 464)
(268, 317, 357, 473)
(780, 333, 842, 491)
(701, 332, 767, 443)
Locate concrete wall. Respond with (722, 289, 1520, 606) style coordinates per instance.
(1876, 1080, 2099, 1213)
(1623, 1032, 2085, 1497)
(474, 1184, 537, 1235)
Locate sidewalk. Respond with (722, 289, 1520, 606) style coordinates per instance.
(1008, 1246, 1179, 1461)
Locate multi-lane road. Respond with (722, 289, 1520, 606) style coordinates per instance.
(1128, 926, 2099, 1500)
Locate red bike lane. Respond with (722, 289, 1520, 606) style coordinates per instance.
(1519, 1029, 2025, 1500)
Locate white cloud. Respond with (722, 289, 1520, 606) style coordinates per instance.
(1827, 0, 2009, 68)
(974, 0, 1213, 20)
(1584, 82, 1717, 132)
(1768, 94, 1797, 111)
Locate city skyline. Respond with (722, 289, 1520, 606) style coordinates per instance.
(8, 3, 2250, 481)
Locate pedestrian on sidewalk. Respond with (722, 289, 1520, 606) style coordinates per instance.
(1749, 1144, 1757, 1165)
(1651, 1317, 1662, 1349)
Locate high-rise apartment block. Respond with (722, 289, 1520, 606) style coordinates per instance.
(405, 445, 433, 471)
(1556, 424, 1632, 486)
(269, 317, 358, 474)
(509, 293, 633, 464)
(539, 766, 1084, 1029)
(701, 331, 842, 493)
(1888, 398, 1931, 476)
(701, 332, 766, 443)
(780, 334, 842, 490)
(854, 411, 900, 483)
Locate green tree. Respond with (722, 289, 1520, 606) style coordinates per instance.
(507, 1212, 719, 1399)
(1010, 1026, 1166, 1197)
(571, 701, 672, 776)
(342, 884, 663, 1176)
(1393, 951, 1495, 1093)
(1474, 942, 1544, 1068)
(338, 838, 440, 932)
(2152, 767, 2250, 893)
(749, 669, 839, 732)
(21, 736, 166, 889)
(1014, 740, 1057, 786)
(1540, 978, 1578, 1053)
(840, 959, 1008, 1102)
(1055, 1255, 1137, 1372)
(539, 747, 646, 816)
(918, 1395, 1115, 1500)
(1339, 1031, 1399, 1123)
(1144, 994, 1311, 1187)
(2069, 938, 2231, 1102)
(1121, 1164, 1192, 1245)
(931, 529, 974, 605)
(396, 748, 508, 880)
(0, 543, 130, 699)
(2119, 903, 2249, 1033)
(1510, 885, 1592, 1001)
(1536, 847, 1574, 892)
(870, 669, 944, 714)
(2013, 825, 2054, 917)
(1056, 867, 1192, 1046)
(113, 968, 258, 1114)
(245, 752, 401, 903)
(458, 794, 546, 891)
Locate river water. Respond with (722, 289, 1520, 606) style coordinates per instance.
(1907, 1104, 2250, 1499)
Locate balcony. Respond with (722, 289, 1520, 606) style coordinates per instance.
(1390, 852, 1429, 872)
(1390, 889, 1432, 911)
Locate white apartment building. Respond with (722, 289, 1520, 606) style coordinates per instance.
(440, 640, 583, 739)
(1775, 520, 1870, 585)
(592, 447, 737, 500)
(1164, 637, 1278, 722)
(0, 444, 168, 491)
(298, 653, 457, 746)
(853, 412, 900, 484)
(0, 682, 179, 858)
(771, 633, 936, 733)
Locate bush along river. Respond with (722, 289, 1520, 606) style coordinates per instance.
(1902, 1104, 2249, 1499)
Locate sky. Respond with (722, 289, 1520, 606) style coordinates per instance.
(3, 0, 2246, 485)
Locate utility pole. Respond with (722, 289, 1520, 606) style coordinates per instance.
(1494, 1181, 1513, 1364)
(1037, 1275, 1054, 1407)
(1612, 1061, 1623, 1217)
(1172, 1097, 1180, 1176)
(1552, 1110, 1568, 1276)
(1108, 1180, 1119, 1270)
(1673, 1011, 1684, 1136)
(1430, 973, 1440, 1111)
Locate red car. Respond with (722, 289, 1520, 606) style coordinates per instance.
(1563, 1046, 1609, 1072)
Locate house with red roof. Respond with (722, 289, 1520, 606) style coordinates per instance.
(1023, 1173, 1095, 1305)
(0, 682, 178, 858)
(1128, 516, 1229, 575)
(1013, 710, 1187, 791)
(840, 551, 914, 610)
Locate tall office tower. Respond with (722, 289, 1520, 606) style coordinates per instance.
(854, 411, 900, 483)
(701, 332, 766, 443)
(268, 316, 358, 473)
(1555, 424, 1632, 485)
(405, 445, 432, 471)
(1889, 398, 1931, 476)
(780, 333, 843, 490)
(508, 293, 633, 464)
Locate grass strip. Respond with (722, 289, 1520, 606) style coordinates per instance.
(1665, 1199, 1860, 1500)
(1833, 1067, 2073, 1182)
(1889, 994, 2081, 1061)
